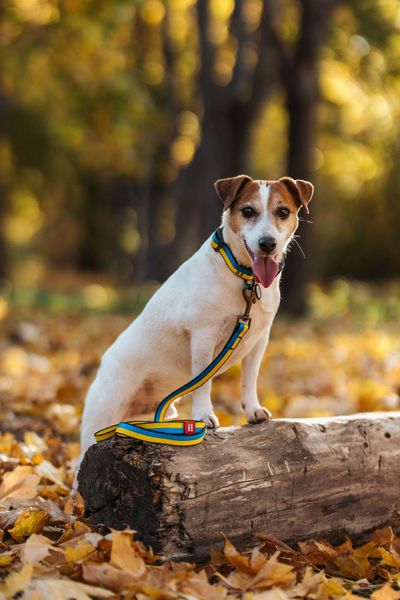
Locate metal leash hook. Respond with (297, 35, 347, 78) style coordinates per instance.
(240, 280, 261, 324)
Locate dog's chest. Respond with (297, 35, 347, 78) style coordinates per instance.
(212, 291, 277, 360)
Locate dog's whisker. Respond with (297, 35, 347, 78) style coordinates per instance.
(292, 237, 306, 259)
(298, 218, 313, 224)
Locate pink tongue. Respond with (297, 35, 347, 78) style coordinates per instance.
(252, 256, 279, 288)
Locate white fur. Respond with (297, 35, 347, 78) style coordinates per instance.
(77, 181, 296, 478)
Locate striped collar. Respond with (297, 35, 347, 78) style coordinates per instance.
(210, 227, 285, 282)
(210, 227, 254, 281)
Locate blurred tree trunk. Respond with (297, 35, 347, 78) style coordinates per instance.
(162, 0, 277, 277)
(131, 8, 180, 281)
(275, 0, 340, 314)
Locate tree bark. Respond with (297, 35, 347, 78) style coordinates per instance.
(279, 0, 339, 313)
(78, 413, 400, 562)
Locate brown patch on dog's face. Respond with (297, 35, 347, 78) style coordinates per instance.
(278, 177, 314, 213)
(214, 174, 254, 211)
(266, 180, 300, 240)
(228, 180, 263, 235)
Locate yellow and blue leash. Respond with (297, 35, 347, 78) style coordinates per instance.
(94, 228, 258, 447)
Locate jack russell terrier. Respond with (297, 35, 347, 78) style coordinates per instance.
(78, 174, 313, 463)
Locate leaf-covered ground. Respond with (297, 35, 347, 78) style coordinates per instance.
(1, 281, 400, 599)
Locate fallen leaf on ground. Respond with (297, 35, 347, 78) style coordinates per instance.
(8, 509, 48, 542)
(21, 577, 114, 599)
(110, 530, 146, 578)
(0, 466, 41, 503)
(371, 583, 400, 600)
(21, 533, 64, 564)
(82, 562, 137, 592)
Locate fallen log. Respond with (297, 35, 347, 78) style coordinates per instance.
(78, 412, 400, 561)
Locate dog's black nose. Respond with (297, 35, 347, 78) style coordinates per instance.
(258, 236, 277, 253)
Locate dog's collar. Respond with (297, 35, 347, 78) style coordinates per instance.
(210, 227, 254, 281)
(210, 227, 284, 281)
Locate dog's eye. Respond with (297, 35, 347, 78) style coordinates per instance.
(241, 206, 256, 219)
(277, 207, 290, 219)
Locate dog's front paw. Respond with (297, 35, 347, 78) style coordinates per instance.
(194, 412, 220, 429)
(245, 406, 272, 424)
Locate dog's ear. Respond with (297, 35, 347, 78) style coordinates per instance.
(214, 174, 253, 211)
(279, 177, 314, 214)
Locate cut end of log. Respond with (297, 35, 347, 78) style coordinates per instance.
(78, 413, 400, 561)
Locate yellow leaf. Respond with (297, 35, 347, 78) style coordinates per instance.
(250, 552, 296, 590)
(110, 530, 146, 578)
(0, 466, 40, 503)
(354, 541, 380, 560)
(317, 577, 348, 599)
(23, 431, 47, 454)
(0, 555, 14, 567)
(371, 583, 400, 600)
(379, 548, 400, 569)
(64, 540, 96, 563)
(223, 537, 251, 572)
(8, 509, 48, 542)
(0, 564, 33, 597)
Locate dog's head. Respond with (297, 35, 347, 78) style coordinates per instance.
(215, 174, 314, 288)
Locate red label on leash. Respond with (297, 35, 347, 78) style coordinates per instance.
(184, 421, 196, 435)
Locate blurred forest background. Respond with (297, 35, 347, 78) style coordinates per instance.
(1, 0, 400, 315)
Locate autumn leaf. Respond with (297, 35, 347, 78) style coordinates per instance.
(35, 460, 69, 493)
(64, 538, 97, 563)
(110, 530, 146, 578)
(371, 583, 400, 600)
(82, 562, 137, 592)
(8, 509, 48, 542)
(223, 537, 251, 572)
(0, 555, 15, 567)
(249, 552, 296, 590)
(0, 564, 34, 598)
(249, 590, 290, 600)
(180, 570, 228, 600)
(372, 528, 395, 549)
(379, 548, 400, 569)
(297, 539, 338, 565)
(21, 533, 64, 564)
(0, 466, 41, 503)
(22, 578, 115, 599)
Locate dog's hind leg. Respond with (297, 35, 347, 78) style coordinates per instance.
(73, 366, 143, 489)
(190, 329, 220, 428)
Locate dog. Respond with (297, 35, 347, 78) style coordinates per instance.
(78, 174, 313, 465)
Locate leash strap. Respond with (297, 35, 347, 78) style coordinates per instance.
(94, 318, 250, 446)
(95, 229, 257, 447)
